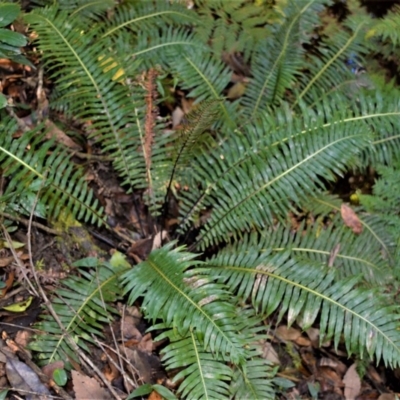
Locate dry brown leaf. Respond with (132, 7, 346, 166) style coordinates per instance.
(378, 394, 396, 400)
(343, 363, 361, 400)
(138, 333, 154, 353)
(71, 370, 110, 400)
(5, 355, 51, 398)
(44, 120, 81, 150)
(276, 326, 301, 342)
(0, 256, 14, 267)
(149, 390, 163, 400)
(294, 336, 311, 346)
(14, 330, 32, 348)
(341, 204, 363, 234)
(122, 315, 142, 341)
(261, 342, 280, 365)
(317, 366, 342, 393)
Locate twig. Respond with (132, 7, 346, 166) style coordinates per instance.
(2, 227, 38, 298)
(1, 211, 59, 235)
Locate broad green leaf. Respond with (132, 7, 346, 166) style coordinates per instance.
(0, 3, 20, 27)
(0, 28, 26, 47)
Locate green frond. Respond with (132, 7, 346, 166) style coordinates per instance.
(168, 49, 237, 128)
(123, 26, 206, 69)
(0, 118, 103, 225)
(306, 195, 397, 264)
(293, 15, 373, 107)
(239, 0, 327, 116)
(366, 5, 400, 47)
(205, 251, 400, 367)
(191, 115, 371, 249)
(172, 99, 221, 171)
(30, 253, 129, 365)
(194, 0, 280, 60)
(250, 218, 391, 284)
(230, 358, 276, 400)
(121, 243, 248, 364)
(24, 7, 150, 192)
(102, 2, 200, 38)
(157, 327, 233, 400)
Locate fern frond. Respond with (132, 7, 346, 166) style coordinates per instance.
(306, 194, 397, 264)
(0, 118, 103, 225)
(25, 7, 149, 193)
(128, 26, 205, 69)
(239, 0, 327, 117)
(157, 327, 233, 399)
(102, 2, 199, 38)
(121, 243, 248, 364)
(293, 15, 373, 107)
(366, 5, 400, 47)
(30, 253, 129, 365)
(252, 218, 392, 284)
(194, 0, 281, 60)
(168, 49, 237, 128)
(205, 250, 400, 367)
(191, 115, 371, 249)
(230, 357, 276, 400)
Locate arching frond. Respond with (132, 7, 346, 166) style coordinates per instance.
(191, 115, 371, 249)
(205, 250, 400, 367)
(30, 254, 128, 365)
(121, 243, 248, 365)
(0, 118, 103, 225)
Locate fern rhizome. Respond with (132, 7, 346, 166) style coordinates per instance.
(1, 0, 400, 398)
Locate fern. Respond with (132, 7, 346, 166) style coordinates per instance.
(8, 0, 400, 398)
(29, 252, 129, 365)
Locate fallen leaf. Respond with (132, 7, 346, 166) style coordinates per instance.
(294, 336, 311, 346)
(138, 333, 154, 353)
(44, 120, 81, 150)
(72, 370, 110, 400)
(261, 342, 280, 365)
(343, 363, 361, 400)
(341, 204, 363, 234)
(15, 330, 32, 348)
(5, 355, 51, 398)
(276, 326, 301, 341)
(2, 296, 33, 312)
(148, 390, 163, 400)
(378, 394, 396, 400)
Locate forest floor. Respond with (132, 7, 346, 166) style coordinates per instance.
(0, 32, 399, 400)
